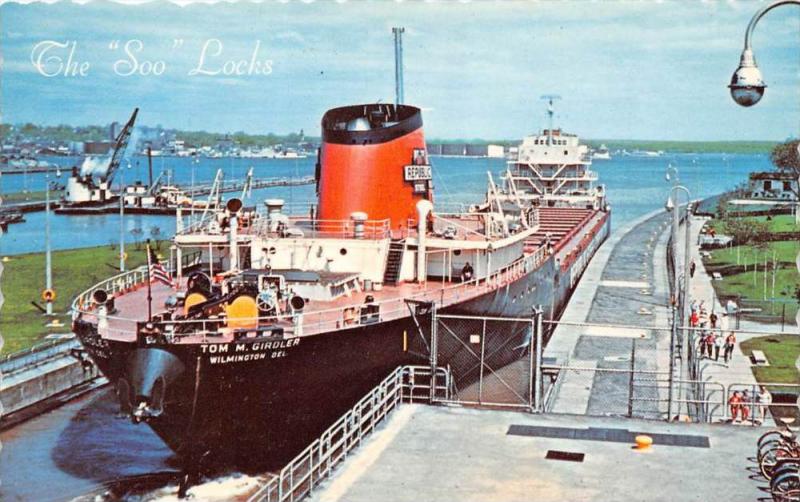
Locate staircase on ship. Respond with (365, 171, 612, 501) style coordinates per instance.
(383, 239, 405, 286)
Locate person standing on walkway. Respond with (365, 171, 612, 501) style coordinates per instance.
(690, 259, 696, 278)
(704, 332, 715, 360)
(714, 332, 723, 361)
(724, 331, 737, 364)
(729, 391, 741, 423)
(709, 311, 718, 329)
(699, 329, 708, 358)
(757, 386, 772, 425)
(690, 310, 699, 328)
(741, 390, 752, 423)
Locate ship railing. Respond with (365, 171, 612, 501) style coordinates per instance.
(245, 217, 392, 240)
(431, 212, 490, 241)
(70, 257, 179, 319)
(71, 249, 545, 342)
(71, 265, 152, 317)
(247, 365, 451, 502)
(180, 211, 219, 235)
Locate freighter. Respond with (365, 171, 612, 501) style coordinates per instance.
(71, 100, 610, 488)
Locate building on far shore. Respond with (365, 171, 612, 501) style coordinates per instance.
(426, 143, 506, 158)
(748, 171, 798, 201)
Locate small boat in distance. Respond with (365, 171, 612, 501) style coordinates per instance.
(592, 144, 611, 160)
(622, 149, 664, 158)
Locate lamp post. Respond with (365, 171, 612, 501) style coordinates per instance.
(45, 172, 53, 316)
(729, 0, 800, 107)
(119, 160, 130, 272)
(666, 184, 691, 418)
(191, 154, 199, 226)
(665, 164, 679, 186)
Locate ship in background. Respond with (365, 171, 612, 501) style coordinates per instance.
(69, 33, 611, 494)
(498, 95, 607, 213)
(592, 144, 611, 160)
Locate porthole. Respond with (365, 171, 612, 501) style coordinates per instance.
(454, 249, 462, 256)
(340, 248, 348, 256)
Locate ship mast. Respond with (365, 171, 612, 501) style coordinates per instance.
(393, 27, 405, 106)
(540, 95, 560, 146)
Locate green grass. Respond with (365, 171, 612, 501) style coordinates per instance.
(717, 214, 800, 235)
(710, 240, 800, 267)
(1, 190, 55, 204)
(585, 140, 778, 154)
(703, 240, 800, 323)
(740, 335, 800, 384)
(0, 242, 166, 354)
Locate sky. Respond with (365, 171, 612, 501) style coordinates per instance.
(1, 0, 799, 141)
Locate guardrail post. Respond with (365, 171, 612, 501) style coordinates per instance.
(533, 307, 544, 412)
(429, 304, 438, 403)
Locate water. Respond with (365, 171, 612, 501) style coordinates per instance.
(0, 156, 317, 255)
(0, 389, 174, 501)
(0, 152, 772, 255)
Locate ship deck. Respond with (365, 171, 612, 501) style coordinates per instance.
(79, 208, 607, 345)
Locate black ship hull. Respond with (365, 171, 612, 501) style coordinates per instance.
(74, 213, 610, 471)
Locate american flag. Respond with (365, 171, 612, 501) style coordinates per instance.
(147, 243, 174, 287)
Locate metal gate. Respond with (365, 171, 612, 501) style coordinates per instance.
(431, 313, 543, 409)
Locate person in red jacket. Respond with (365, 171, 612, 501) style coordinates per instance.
(728, 391, 741, 423)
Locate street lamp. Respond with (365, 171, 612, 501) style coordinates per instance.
(729, 0, 800, 107)
(665, 184, 691, 419)
(119, 159, 131, 272)
(665, 164, 679, 185)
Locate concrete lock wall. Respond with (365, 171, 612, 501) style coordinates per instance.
(1, 358, 98, 416)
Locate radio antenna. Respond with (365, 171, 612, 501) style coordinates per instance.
(540, 95, 561, 145)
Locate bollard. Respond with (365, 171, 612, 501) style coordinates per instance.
(635, 435, 653, 451)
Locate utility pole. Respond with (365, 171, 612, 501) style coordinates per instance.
(393, 27, 405, 106)
(45, 173, 53, 315)
(119, 161, 127, 272)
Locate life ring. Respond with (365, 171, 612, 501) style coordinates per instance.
(42, 288, 56, 302)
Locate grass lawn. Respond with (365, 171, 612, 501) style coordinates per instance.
(1, 190, 52, 204)
(0, 242, 167, 354)
(703, 240, 800, 323)
(740, 335, 800, 385)
(717, 214, 800, 234)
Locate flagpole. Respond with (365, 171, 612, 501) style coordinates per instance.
(146, 240, 153, 322)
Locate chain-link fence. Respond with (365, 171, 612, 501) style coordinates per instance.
(432, 314, 537, 409)
(424, 310, 799, 426)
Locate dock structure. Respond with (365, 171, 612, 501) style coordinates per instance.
(46, 175, 315, 216)
(191, 175, 315, 197)
(0, 339, 103, 430)
(304, 404, 763, 502)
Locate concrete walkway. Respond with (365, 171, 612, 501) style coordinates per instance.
(679, 214, 800, 423)
(545, 209, 674, 418)
(307, 404, 765, 502)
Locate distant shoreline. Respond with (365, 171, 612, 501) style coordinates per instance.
(425, 139, 778, 155)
